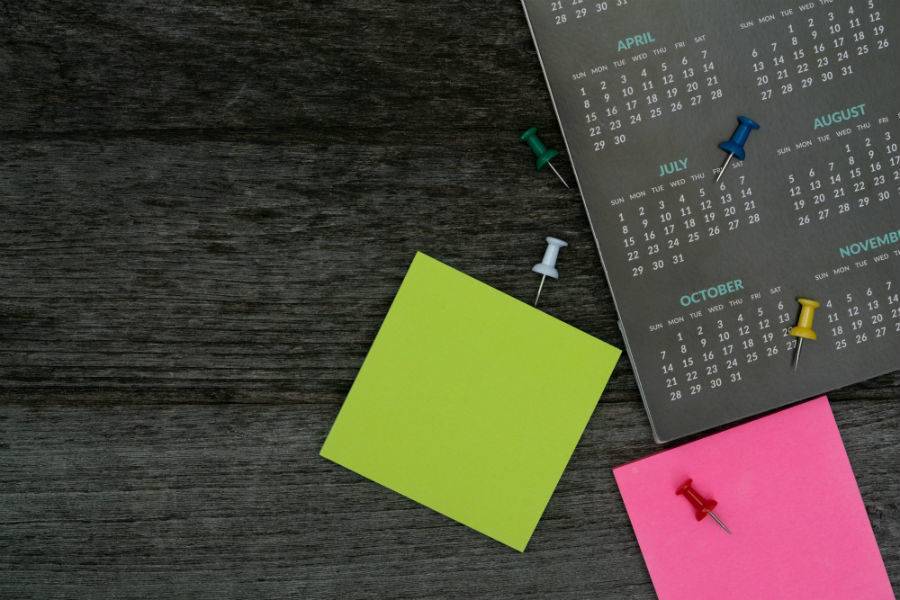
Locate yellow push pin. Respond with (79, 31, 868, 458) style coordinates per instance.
(789, 298, 820, 371)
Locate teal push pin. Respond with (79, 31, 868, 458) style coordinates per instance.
(716, 116, 760, 183)
(520, 127, 570, 189)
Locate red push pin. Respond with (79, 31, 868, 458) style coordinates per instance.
(676, 479, 731, 535)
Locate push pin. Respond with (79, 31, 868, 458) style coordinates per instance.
(520, 127, 570, 189)
(716, 116, 760, 183)
(532, 237, 568, 306)
(790, 297, 821, 371)
(677, 479, 731, 535)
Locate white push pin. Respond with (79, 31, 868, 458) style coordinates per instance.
(532, 237, 568, 306)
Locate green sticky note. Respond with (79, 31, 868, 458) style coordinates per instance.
(321, 253, 621, 551)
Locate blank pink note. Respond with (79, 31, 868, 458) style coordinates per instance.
(614, 397, 894, 600)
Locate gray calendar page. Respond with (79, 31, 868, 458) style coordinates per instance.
(522, 0, 900, 442)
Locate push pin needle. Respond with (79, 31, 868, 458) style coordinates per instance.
(716, 153, 734, 184)
(521, 127, 570, 189)
(534, 276, 546, 307)
(677, 479, 731, 535)
(716, 116, 760, 183)
(546, 161, 570, 189)
(790, 298, 821, 371)
(707, 510, 732, 535)
(532, 237, 568, 306)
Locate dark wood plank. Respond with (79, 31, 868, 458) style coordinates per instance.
(0, 137, 627, 396)
(1, 1, 549, 140)
(1, 398, 897, 599)
(0, 1, 897, 598)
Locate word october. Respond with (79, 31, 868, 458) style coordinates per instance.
(679, 280, 745, 307)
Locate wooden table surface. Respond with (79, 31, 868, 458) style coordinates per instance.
(1, 2, 897, 598)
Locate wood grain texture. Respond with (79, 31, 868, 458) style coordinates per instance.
(0, 1, 897, 598)
(2, 398, 897, 600)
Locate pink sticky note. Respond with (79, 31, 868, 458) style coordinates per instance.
(614, 397, 894, 600)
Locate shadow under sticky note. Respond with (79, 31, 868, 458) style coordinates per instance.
(321, 252, 621, 551)
(613, 397, 894, 600)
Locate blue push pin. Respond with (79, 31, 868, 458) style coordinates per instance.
(716, 116, 760, 183)
(521, 127, 570, 189)
(532, 237, 568, 306)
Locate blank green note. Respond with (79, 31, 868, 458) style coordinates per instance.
(320, 252, 621, 551)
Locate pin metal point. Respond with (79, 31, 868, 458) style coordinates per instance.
(521, 127, 570, 189)
(716, 116, 760, 183)
(708, 511, 732, 535)
(547, 161, 571, 189)
(534, 276, 546, 307)
(793, 338, 805, 370)
(677, 479, 731, 535)
(715, 153, 733, 183)
(532, 237, 568, 307)
(790, 298, 821, 371)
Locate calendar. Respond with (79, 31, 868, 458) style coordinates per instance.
(522, 0, 900, 442)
